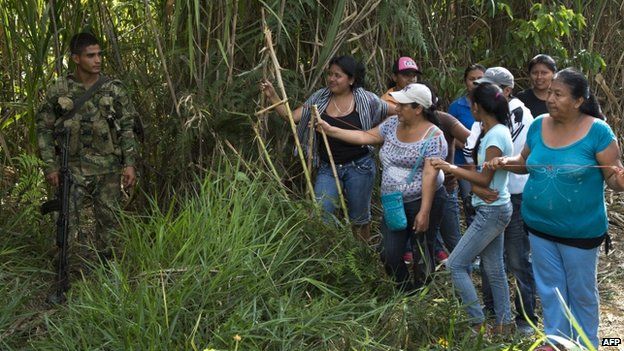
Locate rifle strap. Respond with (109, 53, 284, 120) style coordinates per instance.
(55, 75, 111, 128)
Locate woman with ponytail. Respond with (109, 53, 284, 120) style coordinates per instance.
(260, 55, 388, 242)
(487, 68, 624, 350)
(430, 83, 514, 334)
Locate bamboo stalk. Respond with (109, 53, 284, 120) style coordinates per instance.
(100, 2, 125, 75)
(226, 0, 239, 84)
(306, 118, 314, 173)
(49, 0, 61, 76)
(252, 123, 289, 198)
(253, 99, 287, 116)
(263, 26, 315, 202)
(143, 0, 180, 117)
(257, 8, 270, 139)
(311, 105, 349, 224)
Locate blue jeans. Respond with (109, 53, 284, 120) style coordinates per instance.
(529, 233, 600, 349)
(482, 194, 537, 324)
(314, 154, 375, 225)
(448, 202, 513, 325)
(436, 187, 461, 252)
(380, 187, 447, 291)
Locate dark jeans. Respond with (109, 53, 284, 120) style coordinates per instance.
(380, 187, 447, 291)
(482, 194, 537, 324)
(436, 186, 461, 252)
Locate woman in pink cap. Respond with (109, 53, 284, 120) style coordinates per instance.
(381, 57, 421, 115)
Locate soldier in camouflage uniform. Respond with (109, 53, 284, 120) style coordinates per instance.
(36, 33, 138, 273)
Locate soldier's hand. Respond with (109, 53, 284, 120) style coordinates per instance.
(46, 171, 60, 187)
(122, 166, 137, 189)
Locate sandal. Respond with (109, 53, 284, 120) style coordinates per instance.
(469, 322, 485, 335)
(488, 322, 515, 337)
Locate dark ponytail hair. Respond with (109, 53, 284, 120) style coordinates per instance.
(470, 83, 511, 161)
(417, 80, 440, 126)
(553, 68, 605, 120)
(329, 55, 366, 89)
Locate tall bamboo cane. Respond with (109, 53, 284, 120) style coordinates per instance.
(307, 119, 314, 172)
(49, 0, 61, 76)
(143, 0, 180, 117)
(263, 26, 315, 202)
(311, 105, 349, 224)
(252, 123, 289, 198)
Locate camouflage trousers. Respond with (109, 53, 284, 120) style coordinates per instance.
(62, 171, 122, 274)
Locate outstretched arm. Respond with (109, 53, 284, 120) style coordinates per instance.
(316, 119, 384, 145)
(484, 145, 530, 174)
(430, 145, 502, 188)
(597, 141, 624, 192)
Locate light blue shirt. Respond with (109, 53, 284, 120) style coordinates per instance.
(522, 116, 616, 239)
(472, 124, 513, 207)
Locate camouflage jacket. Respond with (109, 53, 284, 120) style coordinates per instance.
(36, 75, 139, 176)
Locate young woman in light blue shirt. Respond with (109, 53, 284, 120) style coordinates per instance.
(431, 83, 514, 334)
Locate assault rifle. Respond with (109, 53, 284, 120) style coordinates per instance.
(41, 128, 71, 303)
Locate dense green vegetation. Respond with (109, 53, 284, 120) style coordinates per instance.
(1, 158, 540, 350)
(1, 1, 622, 349)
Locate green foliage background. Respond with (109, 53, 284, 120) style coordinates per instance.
(0, 1, 623, 350)
(1, 0, 622, 195)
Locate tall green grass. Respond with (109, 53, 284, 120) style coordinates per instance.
(0, 158, 531, 350)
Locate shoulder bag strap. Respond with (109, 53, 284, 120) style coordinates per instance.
(406, 126, 439, 184)
(55, 76, 110, 128)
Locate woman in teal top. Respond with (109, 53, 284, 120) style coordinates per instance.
(431, 83, 514, 334)
(487, 68, 624, 350)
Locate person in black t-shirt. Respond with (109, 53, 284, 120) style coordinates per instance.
(516, 54, 557, 117)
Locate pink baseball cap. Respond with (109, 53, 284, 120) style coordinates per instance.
(395, 57, 421, 73)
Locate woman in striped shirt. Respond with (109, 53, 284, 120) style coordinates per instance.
(261, 55, 388, 241)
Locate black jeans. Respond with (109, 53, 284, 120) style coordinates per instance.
(380, 187, 447, 291)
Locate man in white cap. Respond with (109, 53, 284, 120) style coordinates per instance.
(463, 66, 537, 335)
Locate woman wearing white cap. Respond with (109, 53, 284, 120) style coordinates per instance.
(317, 83, 448, 291)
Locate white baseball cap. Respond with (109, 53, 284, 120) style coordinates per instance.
(389, 83, 433, 108)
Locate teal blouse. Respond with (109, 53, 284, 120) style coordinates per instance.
(522, 116, 616, 239)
